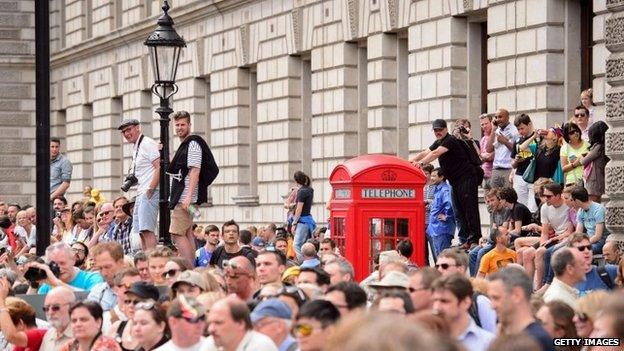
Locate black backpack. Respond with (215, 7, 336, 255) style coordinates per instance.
(456, 136, 485, 184)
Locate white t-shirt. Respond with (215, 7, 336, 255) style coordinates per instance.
(133, 135, 160, 195)
(14, 225, 34, 246)
(178, 140, 202, 203)
(541, 203, 571, 235)
(203, 331, 278, 351)
(153, 338, 206, 351)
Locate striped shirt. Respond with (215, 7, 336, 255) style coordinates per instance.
(179, 140, 202, 203)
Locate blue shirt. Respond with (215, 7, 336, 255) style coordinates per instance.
(50, 153, 72, 194)
(195, 246, 213, 267)
(475, 294, 498, 334)
(577, 202, 606, 237)
(278, 334, 297, 351)
(525, 322, 556, 351)
(457, 317, 495, 351)
(577, 265, 618, 295)
(38, 269, 104, 294)
(427, 181, 455, 236)
(86, 282, 117, 311)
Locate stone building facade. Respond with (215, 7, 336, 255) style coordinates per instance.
(0, 0, 616, 229)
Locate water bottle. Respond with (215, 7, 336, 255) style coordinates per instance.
(188, 204, 201, 221)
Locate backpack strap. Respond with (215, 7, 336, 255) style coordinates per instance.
(597, 264, 614, 290)
(468, 292, 482, 327)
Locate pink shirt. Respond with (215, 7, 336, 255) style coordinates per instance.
(480, 135, 493, 178)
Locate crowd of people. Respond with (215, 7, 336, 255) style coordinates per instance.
(0, 90, 621, 351)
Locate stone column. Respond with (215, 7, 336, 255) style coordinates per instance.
(91, 98, 123, 201)
(65, 103, 93, 200)
(367, 33, 398, 154)
(604, 0, 624, 248)
(310, 42, 359, 220)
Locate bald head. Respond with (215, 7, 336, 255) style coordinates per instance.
(229, 256, 255, 276)
(495, 108, 510, 127)
(603, 241, 621, 265)
(46, 286, 76, 304)
(301, 243, 317, 259)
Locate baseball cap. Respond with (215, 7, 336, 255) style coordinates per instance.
(118, 118, 140, 130)
(172, 270, 207, 291)
(432, 119, 447, 130)
(250, 298, 292, 323)
(126, 281, 160, 301)
(369, 271, 410, 289)
(251, 237, 266, 248)
(122, 197, 136, 217)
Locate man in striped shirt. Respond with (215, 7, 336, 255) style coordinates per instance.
(169, 111, 203, 265)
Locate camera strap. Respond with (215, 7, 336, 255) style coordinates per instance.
(129, 135, 145, 175)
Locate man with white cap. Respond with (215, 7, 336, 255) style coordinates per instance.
(252, 299, 298, 351)
(118, 118, 160, 251)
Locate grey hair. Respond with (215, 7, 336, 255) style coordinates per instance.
(551, 247, 576, 277)
(488, 266, 533, 300)
(0, 268, 17, 286)
(46, 242, 73, 260)
(326, 258, 354, 279)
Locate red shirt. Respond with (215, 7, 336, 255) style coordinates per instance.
(13, 328, 47, 351)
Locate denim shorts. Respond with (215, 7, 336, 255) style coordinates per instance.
(132, 191, 159, 234)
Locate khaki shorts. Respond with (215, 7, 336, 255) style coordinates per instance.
(169, 203, 193, 235)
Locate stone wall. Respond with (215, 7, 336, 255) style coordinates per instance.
(0, 1, 35, 205)
(1, 0, 610, 228)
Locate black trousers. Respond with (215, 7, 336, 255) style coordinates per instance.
(450, 175, 481, 245)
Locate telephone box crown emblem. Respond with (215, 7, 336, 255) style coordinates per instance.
(381, 169, 397, 181)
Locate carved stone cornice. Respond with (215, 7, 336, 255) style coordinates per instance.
(607, 0, 624, 11)
(605, 15, 624, 51)
(344, 0, 359, 40)
(50, 0, 256, 69)
(606, 90, 624, 122)
(606, 56, 624, 85)
(290, 8, 303, 53)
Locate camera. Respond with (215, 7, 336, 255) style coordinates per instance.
(120, 174, 139, 192)
(492, 119, 498, 127)
(459, 126, 469, 135)
(24, 261, 61, 283)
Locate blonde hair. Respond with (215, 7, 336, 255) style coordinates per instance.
(580, 88, 593, 101)
(577, 290, 609, 321)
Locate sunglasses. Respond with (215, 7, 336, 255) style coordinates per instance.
(100, 210, 113, 215)
(435, 263, 458, 270)
(278, 286, 307, 304)
(293, 323, 315, 337)
(574, 244, 592, 252)
(162, 269, 181, 279)
(124, 299, 141, 306)
(574, 113, 587, 117)
(223, 260, 239, 269)
(135, 300, 156, 311)
(43, 303, 70, 313)
(180, 315, 205, 324)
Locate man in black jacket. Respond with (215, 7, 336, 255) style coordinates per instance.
(410, 119, 482, 248)
(168, 111, 219, 265)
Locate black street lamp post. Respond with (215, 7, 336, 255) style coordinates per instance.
(144, 1, 186, 245)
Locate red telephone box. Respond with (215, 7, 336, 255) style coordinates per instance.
(328, 154, 427, 281)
